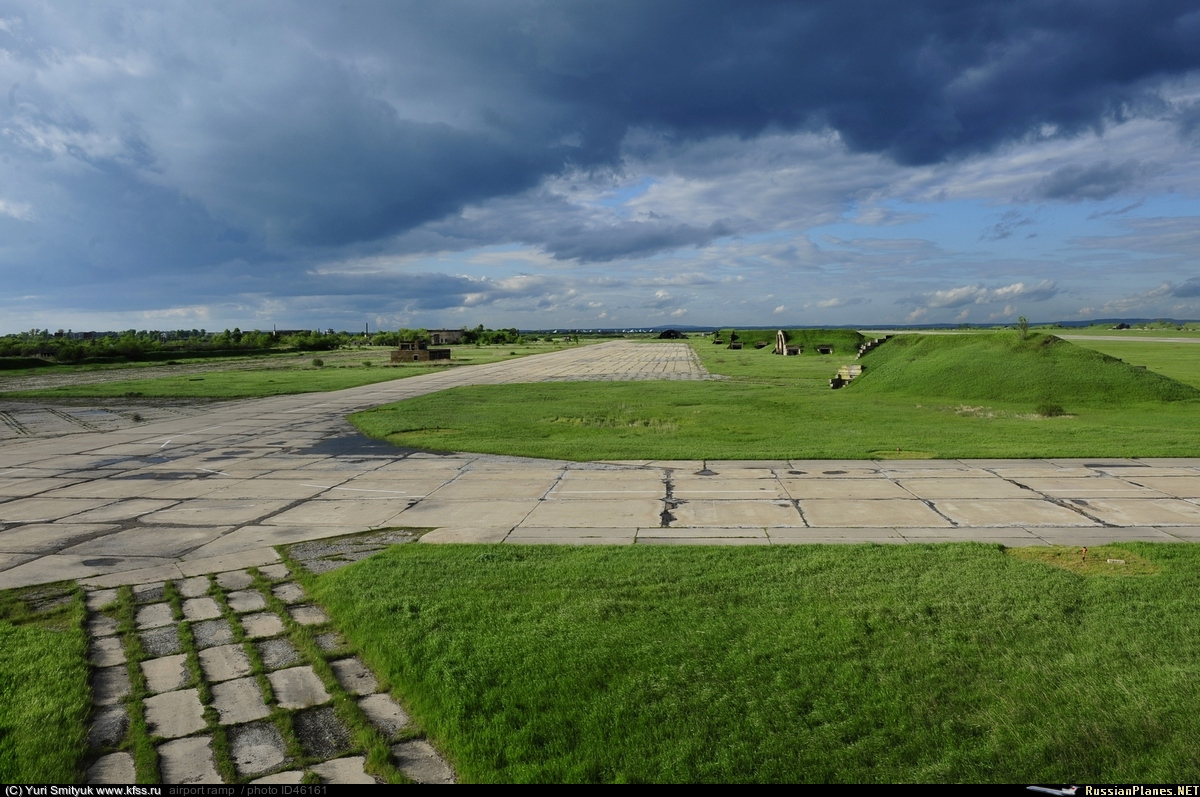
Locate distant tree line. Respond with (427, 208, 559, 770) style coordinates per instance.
(0, 328, 275, 364)
(461, 325, 524, 345)
(0, 324, 533, 365)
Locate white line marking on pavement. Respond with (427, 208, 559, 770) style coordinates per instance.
(197, 468, 229, 476)
(159, 439, 172, 449)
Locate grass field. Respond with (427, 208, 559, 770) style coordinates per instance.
(1060, 338, 1200, 389)
(2, 341, 579, 399)
(349, 332, 1200, 460)
(309, 542, 1200, 783)
(0, 583, 90, 783)
(8, 363, 445, 399)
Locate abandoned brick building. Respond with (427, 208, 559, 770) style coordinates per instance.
(390, 340, 451, 362)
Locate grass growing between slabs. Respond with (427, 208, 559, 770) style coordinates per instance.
(349, 333, 1200, 460)
(310, 542, 1200, 783)
(0, 582, 90, 783)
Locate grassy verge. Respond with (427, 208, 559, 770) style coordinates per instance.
(0, 583, 90, 783)
(2, 342, 582, 399)
(7, 364, 444, 399)
(1061, 338, 1200, 389)
(309, 542, 1200, 783)
(349, 333, 1200, 460)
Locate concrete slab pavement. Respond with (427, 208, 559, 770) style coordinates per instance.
(4, 341, 1200, 593)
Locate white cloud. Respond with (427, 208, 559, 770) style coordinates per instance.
(924, 281, 1057, 308)
(0, 199, 34, 221)
(773, 305, 786, 314)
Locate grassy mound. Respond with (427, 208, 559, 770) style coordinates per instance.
(718, 329, 866, 354)
(850, 333, 1200, 407)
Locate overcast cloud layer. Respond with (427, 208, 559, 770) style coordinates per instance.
(3, 1, 1200, 331)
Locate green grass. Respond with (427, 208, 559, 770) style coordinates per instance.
(717, 328, 867, 354)
(0, 584, 90, 783)
(848, 332, 1199, 405)
(10, 364, 445, 399)
(349, 333, 1200, 460)
(2, 342, 579, 399)
(310, 542, 1200, 783)
(1061, 338, 1200, 389)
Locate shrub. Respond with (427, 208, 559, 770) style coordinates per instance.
(1036, 401, 1066, 417)
(312, 358, 324, 367)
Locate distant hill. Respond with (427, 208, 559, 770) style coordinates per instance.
(849, 333, 1200, 407)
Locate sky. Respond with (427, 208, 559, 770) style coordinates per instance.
(2, 1, 1200, 333)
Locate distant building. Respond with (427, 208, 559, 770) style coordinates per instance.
(391, 340, 451, 362)
(428, 329, 465, 345)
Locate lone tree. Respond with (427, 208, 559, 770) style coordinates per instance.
(1018, 315, 1029, 340)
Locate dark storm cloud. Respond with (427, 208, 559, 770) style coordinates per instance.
(1170, 277, 1200, 297)
(7, 1, 1200, 259)
(1035, 160, 1162, 201)
(541, 220, 735, 262)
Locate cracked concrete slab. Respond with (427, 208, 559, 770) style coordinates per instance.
(215, 570, 253, 590)
(144, 688, 206, 738)
(289, 605, 329, 626)
(310, 756, 378, 784)
(1070, 498, 1200, 526)
(932, 499, 1097, 527)
(271, 582, 307, 604)
(64, 527, 231, 559)
(897, 478, 1033, 500)
(211, 677, 271, 725)
(230, 721, 289, 778)
(268, 666, 331, 709)
(92, 665, 131, 706)
(199, 644, 252, 682)
(87, 752, 136, 784)
(520, 498, 662, 528)
(358, 693, 409, 738)
(159, 735, 223, 784)
(88, 705, 129, 749)
(797, 499, 951, 528)
(391, 739, 455, 784)
(330, 657, 378, 695)
(141, 654, 190, 695)
(393, 499, 537, 528)
(136, 602, 175, 630)
(226, 589, 267, 613)
(0, 523, 121, 555)
(89, 636, 126, 667)
(241, 612, 286, 639)
(669, 500, 802, 528)
(182, 596, 222, 621)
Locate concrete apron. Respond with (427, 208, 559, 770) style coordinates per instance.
(3, 341, 1200, 590)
